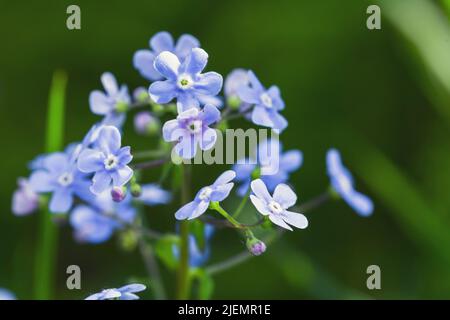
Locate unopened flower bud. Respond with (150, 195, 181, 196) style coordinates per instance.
(130, 183, 142, 197)
(133, 87, 150, 103)
(111, 186, 126, 202)
(227, 95, 241, 110)
(246, 237, 266, 256)
(115, 101, 129, 113)
(134, 111, 160, 135)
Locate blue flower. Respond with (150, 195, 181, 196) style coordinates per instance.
(233, 139, 302, 196)
(70, 192, 136, 244)
(85, 283, 146, 300)
(28, 149, 91, 213)
(175, 170, 235, 220)
(77, 126, 133, 195)
(250, 179, 308, 231)
(12, 177, 39, 216)
(148, 48, 223, 112)
(224, 68, 251, 111)
(0, 288, 16, 300)
(237, 70, 287, 131)
(173, 224, 215, 267)
(326, 149, 374, 217)
(133, 31, 200, 81)
(162, 104, 220, 159)
(138, 184, 172, 206)
(89, 72, 130, 126)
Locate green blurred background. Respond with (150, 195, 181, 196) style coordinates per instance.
(1, 0, 450, 299)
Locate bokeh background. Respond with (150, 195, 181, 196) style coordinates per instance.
(1, 0, 450, 299)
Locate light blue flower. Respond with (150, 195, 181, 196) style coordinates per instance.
(148, 48, 223, 112)
(28, 149, 91, 213)
(12, 177, 39, 216)
(175, 170, 235, 220)
(173, 224, 214, 267)
(224, 68, 251, 111)
(89, 73, 130, 127)
(0, 288, 16, 300)
(250, 179, 308, 231)
(233, 139, 302, 196)
(77, 126, 133, 195)
(162, 104, 220, 159)
(133, 31, 200, 81)
(85, 283, 146, 300)
(138, 184, 172, 206)
(237, 70, 287, 131)
(326, 149, 374, 217)
(70, 192, 136, 244)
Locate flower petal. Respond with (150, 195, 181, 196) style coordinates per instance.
(182, 48, 208, 74)
(282, 210, 308, 229)
(150, 31, 174, 52)
(194, 72, 223, 96)
(101, 72, 118, 96)
(118, 283, 146, 293)
(250, 179, 272, 203)
(175, 34, 200, 59)
(117, 146, 133, 165)
(280, 150, 303, 173)
(29, 170, 54, 192)
(49, 188, 73, 213)
(97, 126, 122, 154)
(268, 214, 293, 231)
(237, 86, 260, 104)
(250, 195, 270, 215)
(154, 51, 180, 80)
(111, 166, 133, 186)
(188, 200, 209, 220)
(213, 170, 236, 186)
(89, 91, 112, 115)
(210, 183, 234, 202)
(200, 127, 217, 151)
(175, 201, 198, 220)
(148, 80, 177, 104)
(162, 119, 180, 142)
(343, 191, 374, 217)
(248, 70, 265, 91)
(200, 104, 221, 125)
(77, 149, 104, 173)
(90, 171, 112, 194)
(174, 135, 197, 159)
(133, 49, 161, 81)
(177, 93, 200, 112)
(273, 184, 297, 209)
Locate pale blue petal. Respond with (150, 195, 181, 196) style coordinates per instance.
(90, 171, 112, 194)
(268, 214, 293, 231)
(133, 49, 161, 81)
(111, 166, 133, 186)
(174, 135, 197, 159)
(49, 188, 73, 213)
(210, 182, 234, 202)
(250, 179, 272, 203)
(200, 127, 217, 150)
(225, 69, 249, 97)
(150, 31, 174, 52)
(237, 86, 260, 104)
(118, 283, 146, 293)
(213, 170, 236, 186)
(273, 184, 297, 209)
(175, 34, 200, 59)
(193, 72, 223, 96)
(29, 170, 54, 193)
(250, 195, 270, 215)
(148, 80, 177, 104)
(188, 200, 209, 220)
(200, 104, 221, 125)
(153, 51, 180, 80)
(89, 91, 112, 115)
(97, 126, 121, 155)
(117, 146, 132, 165)
(280, 150, 303, 173)
(77, 149, 104, 173)
(282, 211, 308, 229)
(182, 48, 208, 74)
(343, 191, 374, 217)
(101, 72, 118, 96)
(175, 201, 198, 220)
(247, 70, 265, 91)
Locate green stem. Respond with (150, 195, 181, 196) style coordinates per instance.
(176, 164, 191, 299)
(138, 238, 166, 300)
(34, 70, 67, 299)
(211, 202, 244, 229)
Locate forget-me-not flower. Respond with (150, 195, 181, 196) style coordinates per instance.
(237, 71, 287, 131)
(162, 104, 220, 159)
(138, 184, 172, 206)
(133, 31, 200, 81)
(326, 149, 374, 217)
(233, 139, 302, 196)
(250, 179, 308, 231)
(89, 72, 130, 126)
(224, 68, 251, 111)
(148, 48, 223, 112)
(70, 192, 136, 244)
(77, 126, 133, 195)
(175, 170, 235, 220)
(85, 283, 146, 300)
(173, 224, 214, 267)
(12, 177, 39, 216)
(28, 150, 91, 213)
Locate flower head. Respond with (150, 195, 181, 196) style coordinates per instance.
(70, 192, 136, 244)
(246, 237, 266, 256)
(133, 31, 200, 81)
(89, 73, 131, 122)
(85, 283, 146, 300)
(237, 71, 287, 131)
(137, 184, 172, 206)
(28, 150, 91, 213)
(148, 48, 223, 112)
(224, 68, 251, 111)
(162, 104, 220, 159)
(175, 170, 235, 220)
(12, 177, 39, 216)
(233, 139, 302, 196)
(250, 179, 308, 231)
(326, 149, 374, 217)
(77, 126, 133, 195)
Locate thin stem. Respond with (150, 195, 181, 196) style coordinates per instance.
(211, 203, 244, 229)
(200, 215, 264, 229)
(176, 164, 191, 300)
(138, 238, 166, 300)
(298, 191, 331, 212)
(133, 149, 168, 160)
(133, 157, 169, 170)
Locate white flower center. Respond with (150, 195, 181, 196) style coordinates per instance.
(177, 74, 193, 89)
(187, 119, 202, 134)
(268, 200, 283, 214)
(198, 187, 213, 201)
(260, 92, 273, 108)
(57, 172, 74, 187)
(104, 154, 119, 170)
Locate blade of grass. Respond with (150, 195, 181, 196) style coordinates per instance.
(34, 70, 67, 299)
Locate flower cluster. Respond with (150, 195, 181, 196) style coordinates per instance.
(12, 31, 374, 300)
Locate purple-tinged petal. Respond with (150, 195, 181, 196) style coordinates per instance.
(267, 85, 285, 110)
(91, 171, 112, 194)
(182, 48, 208, 74)
(200, 127, 217, 150)
(133, 50, 161, 81)
(49, 188, 73, 213)
(77, 149, 104, 173)
(101, 72, 118, 96)
(250, 195, 270, 215)
(248, 70, 265, 91)
(12, 178, 39, 216)
(175, 201, 198, 220)
(273, 184, 297, 209)
(268, 214, 293, 231)
(148, 80, 177, 104)
(174, 135, 198, 159)
(225, 69, 250, 97)
(29, 171, 54, 193)
(117, 146, 133, 165)
(250, 179, 272, 203)
(111, 166, 133, 186)
(150, 31, 174, 52)
(194, 72, 223, 96)
(175, 34, 200, 59)
(200, 104, 221, 125)
(162, 119, 180, 141)
(97, 126, 122, 155)
(282, 211, 308, 229)
(89, 91, 112, 115)
(153, 51, 180, 80)
(213, 170, 236, 186)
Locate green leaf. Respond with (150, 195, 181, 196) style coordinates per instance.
(190, 269, 214, 300)
(155, 235, 180, 270)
